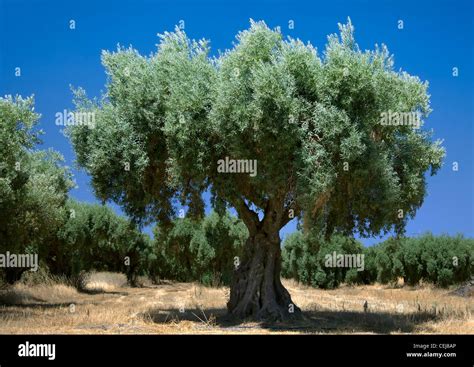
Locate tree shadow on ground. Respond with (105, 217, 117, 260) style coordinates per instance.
(76, 288, 129, 296)
(144, 307, 438, 334)
(0, 302, 75, 309)
(0, 302, 98, 321)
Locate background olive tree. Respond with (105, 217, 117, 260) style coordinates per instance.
(0, 96, 74, 283)
(151, 211, 247, 286)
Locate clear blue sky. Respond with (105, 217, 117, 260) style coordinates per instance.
(1, 0, 473, 245)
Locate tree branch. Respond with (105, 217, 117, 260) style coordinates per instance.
(233, 197, 260, 234)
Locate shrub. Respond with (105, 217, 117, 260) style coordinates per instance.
(282, 232, 365, 289)
(46, 200, 152, 286)
(373, 233, 473, 287)
(151, 211, 247, 285)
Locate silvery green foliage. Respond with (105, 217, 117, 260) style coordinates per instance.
(281, 231, 365, 289)
(282, 231, 473, 288)
(0, 96, 74, 274)
(370, 234, 473, 286)
(50, 199, 152, 283)
(70, 29, 215, 223)
(151, 211, 247, 285)
(69, 19, 444, 236)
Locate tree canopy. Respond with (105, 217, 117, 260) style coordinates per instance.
(70, 19, 444, 236)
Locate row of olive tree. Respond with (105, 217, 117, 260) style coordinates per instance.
(0, 96, 151, 285)
(282, 231, 473, 288)
(48, 206, 248, 287)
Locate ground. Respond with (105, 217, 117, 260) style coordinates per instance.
(0, 272, 472, 334)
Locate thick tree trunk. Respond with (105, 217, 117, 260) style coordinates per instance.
(227, 228, 301, 321)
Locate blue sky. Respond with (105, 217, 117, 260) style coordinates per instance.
(1, 0, 473, 245)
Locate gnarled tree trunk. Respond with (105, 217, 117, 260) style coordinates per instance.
(227, 226, 301, 321)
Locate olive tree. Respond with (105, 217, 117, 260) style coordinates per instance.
(0, 95, 73, 283)
(50, 199, 152, 285)
(69, 19, 444, 320)
(151, 211, 247, 285)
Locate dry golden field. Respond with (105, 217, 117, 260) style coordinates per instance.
(0, 272, 472, 334)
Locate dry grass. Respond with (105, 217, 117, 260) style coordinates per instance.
(0, 273, 472, 334)
(80, 272, 128, 293)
